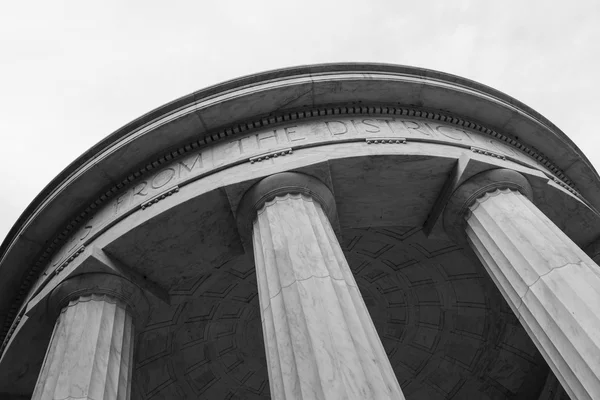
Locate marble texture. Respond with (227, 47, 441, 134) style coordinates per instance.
(28, 273, 147, 400)
(252, 192, 405, 399)
(465, 188, 600, 400)
(31, 293, 135, 400)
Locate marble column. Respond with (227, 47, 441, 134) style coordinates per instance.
(444, 169, 600, 400)
(32, 273, 148, 400)
(238, 172, 404, 400)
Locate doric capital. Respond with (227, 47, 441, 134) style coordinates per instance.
(49, 272, 150, 329)
(443, 168, 534, 242)
(236, 172, 337, 248)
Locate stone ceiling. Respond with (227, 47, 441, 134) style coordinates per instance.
(131, 226, 548, 400)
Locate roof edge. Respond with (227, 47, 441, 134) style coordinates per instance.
(2, 62, 598, 259)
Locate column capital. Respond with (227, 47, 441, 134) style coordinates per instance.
(236, 172, 337, 247)
(49, 272, 150, 329)
(34, 272, 143, 400)
(443, 168, 533, 242)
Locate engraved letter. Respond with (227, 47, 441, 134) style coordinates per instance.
(380, 119, 399, 135)
(326, 120, 348, 136)
(132, 181, 148, 199)
(401, 120, 433, 137)
(151, 167, 176, 189)
(79, 219, 93, 241)
(178, 153, 203, 176)
(114, 192, 129, 214)
(256, 130, 279, 149)
(489, 140, 517, 157)
(435, 125, 465, 141)
(361, 119, 381, 133)
(239, 135, 258, 154)
(284, 125, 304, 142)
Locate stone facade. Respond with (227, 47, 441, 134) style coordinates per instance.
(0, 63, 599, 399)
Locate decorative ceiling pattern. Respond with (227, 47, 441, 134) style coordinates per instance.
(131, 227, 548, 400)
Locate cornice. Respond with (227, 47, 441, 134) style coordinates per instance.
(3, 64, 595, 263)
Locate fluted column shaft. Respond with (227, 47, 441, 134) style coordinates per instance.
(31, 273, 147, 400)
(465, 188, 600, 400)
(253, 193, 404, 400)
(32, 293, 135, 400)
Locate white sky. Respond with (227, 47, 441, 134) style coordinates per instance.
(1, 0, 599, 243)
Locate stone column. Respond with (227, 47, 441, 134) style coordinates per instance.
(444, 169, 600, 400)
(238, 173, 405, 400)
(32, 273, 149, 400)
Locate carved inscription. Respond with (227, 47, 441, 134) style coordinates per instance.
(47, 153, 205, 273)
(43, 116, 537, 279)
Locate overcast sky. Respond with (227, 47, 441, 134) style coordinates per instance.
(1, 0, 599, 242)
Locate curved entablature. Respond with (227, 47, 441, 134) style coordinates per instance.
(1, 63, 600, 364)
